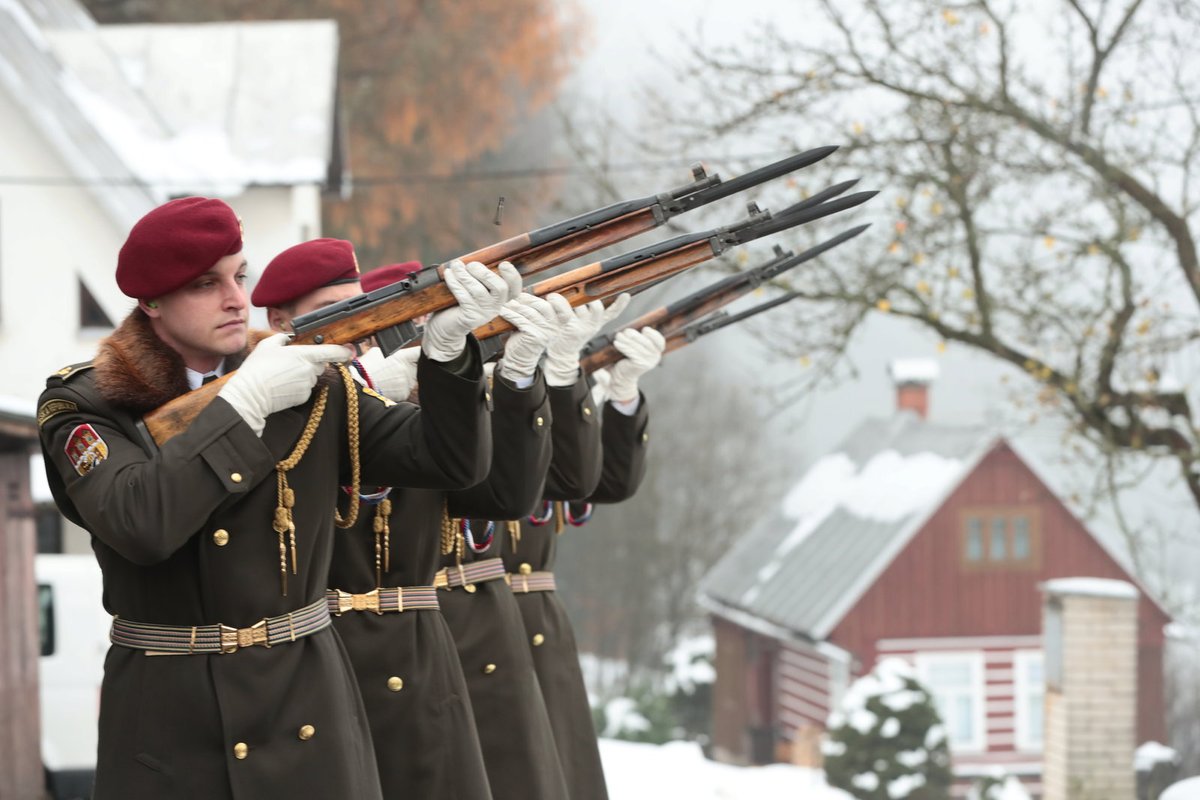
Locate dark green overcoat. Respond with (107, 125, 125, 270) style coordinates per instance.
(37, 311, 490, 800)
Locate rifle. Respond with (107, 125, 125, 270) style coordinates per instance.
(141, 185, 867, 447)
(576, 221, 870, 372)
(660, 287, 812, 355)
(453, 145, 837, 275)
(466, 191, 875, 343)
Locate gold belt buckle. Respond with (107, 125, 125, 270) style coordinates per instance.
(432, 570, 449, 590)
(220, 619, 271, 653)
(336, 589, 382, 614)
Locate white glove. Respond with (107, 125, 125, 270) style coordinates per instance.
(219, 333, 352, 436)
(605, 327, 665, 402)
(543, 293, 632, 388)
(422, 260, 518, 362)
(355, 346, 420, 401)
(497, 294, 557, 382)
(590, 367, 612, 407)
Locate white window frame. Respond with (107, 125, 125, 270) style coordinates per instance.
(1013, 650, 1044, 752)
(915, 650, 986, 754)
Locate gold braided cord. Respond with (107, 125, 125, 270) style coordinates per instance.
(554, 501, 565, 535)
(372, 498, 392, 588)
(274, 384, 330, 596)
(334, 364, 362, 529)
(440, 501, 456, 555)
(507, 520, 521, 552)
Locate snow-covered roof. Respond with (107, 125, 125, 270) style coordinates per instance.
(0, 0, 340, 228)
(1041, 577, 1138, 600)
(46, 20, 339, 195)
(0, 0, 155, 228)
(699, 412, 996, 640)
(888, 358, 939, 384)
(0, 395, 36, 419)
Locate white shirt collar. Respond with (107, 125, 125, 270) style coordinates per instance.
(185, 360, 225, 391)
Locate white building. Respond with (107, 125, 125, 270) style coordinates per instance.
(0, 0, 345, 406)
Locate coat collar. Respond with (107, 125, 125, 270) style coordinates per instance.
(92, 309, 268, 414)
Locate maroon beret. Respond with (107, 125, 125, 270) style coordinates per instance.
(116, 197, 243, 299)
(361, 261, 423, 293)
(251, 238, 361, 308)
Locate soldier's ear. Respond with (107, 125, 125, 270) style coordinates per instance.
(139, 299, 161, 317)
(265, 307, 293, 334)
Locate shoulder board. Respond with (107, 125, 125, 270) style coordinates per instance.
(49, 361, 94, 383)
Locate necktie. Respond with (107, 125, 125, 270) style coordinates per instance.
(201, 373, 219, 385)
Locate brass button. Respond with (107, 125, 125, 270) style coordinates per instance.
(212, 529, 230, 547)
(519, 563, 532, 575)
(482, 663, 496, 674)
(535, 416, 544, 427)
(298, 725, 315, 741)
(464, 584, 477, 594)
(230, 472, 243, 483)
(532, 633, 545, 647)
(387, 676, 404, 692)
(485, 392, 492, 404)
(583, 407, 592, 417)
(233, 742, 248, 760)
(641, 433, 649, 443)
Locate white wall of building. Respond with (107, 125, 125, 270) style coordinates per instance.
(0, 83, 132, 406)
(0, 84, 326, 404)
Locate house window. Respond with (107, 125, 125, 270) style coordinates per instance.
(79, 277, 114, 330)
(916, 652, 985, 753)
(965, 518, 984, 561)
(1044, 600, 1063, 692)
(989, 517, 1007, 560)
(38, 583, 55, 657)
(961, 507, 1042, 569)
(1012, 516, 1031, 559)
(1014, 651, 1044, 751)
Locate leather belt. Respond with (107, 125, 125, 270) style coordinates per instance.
(432, 557, 506, 592)
(325, 586, 440, 615)
(506, 569, 556, 593)
(110, 598, 330, 655)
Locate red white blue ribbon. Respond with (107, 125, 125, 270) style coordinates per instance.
(527, 500, 554, 526)
(462, 519, 495, 552)
(566, 502, 594, 526)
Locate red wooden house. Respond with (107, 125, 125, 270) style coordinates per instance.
(698, 367, 1171, 794)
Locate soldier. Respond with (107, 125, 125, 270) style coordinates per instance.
(502, 327, 664, 800)
(254, 249, 558, 798)
(36, 200, 504, 800)
(437, 296, 632, 800)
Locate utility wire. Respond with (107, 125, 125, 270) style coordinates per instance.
(0, 151, 801, 189)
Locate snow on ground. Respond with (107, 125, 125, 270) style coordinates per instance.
(600, 738, 852, 800)
(1161, 776, 1200, 800)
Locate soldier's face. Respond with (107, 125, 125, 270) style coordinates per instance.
(144, 253, 249, 372)
(266, 281, 363, 333)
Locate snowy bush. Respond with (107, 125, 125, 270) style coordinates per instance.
(591, 639, 716, 745)
(823, 658, 953, 799)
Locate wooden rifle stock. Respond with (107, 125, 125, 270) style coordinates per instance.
(471, 239, 720, 341)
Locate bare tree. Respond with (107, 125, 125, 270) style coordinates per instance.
(645, 0, 1200, 515)
(556, 344, 787, 689)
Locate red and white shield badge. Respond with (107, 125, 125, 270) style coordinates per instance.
(65, 424, 108, 476)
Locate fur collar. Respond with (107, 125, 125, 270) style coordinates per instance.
(93, 310, 269, 413)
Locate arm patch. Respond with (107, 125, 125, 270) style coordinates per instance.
(37, 399, 78, 428)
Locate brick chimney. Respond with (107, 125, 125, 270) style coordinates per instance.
(1041, 578, 1139, 800)
(887, 358, 939, 420)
